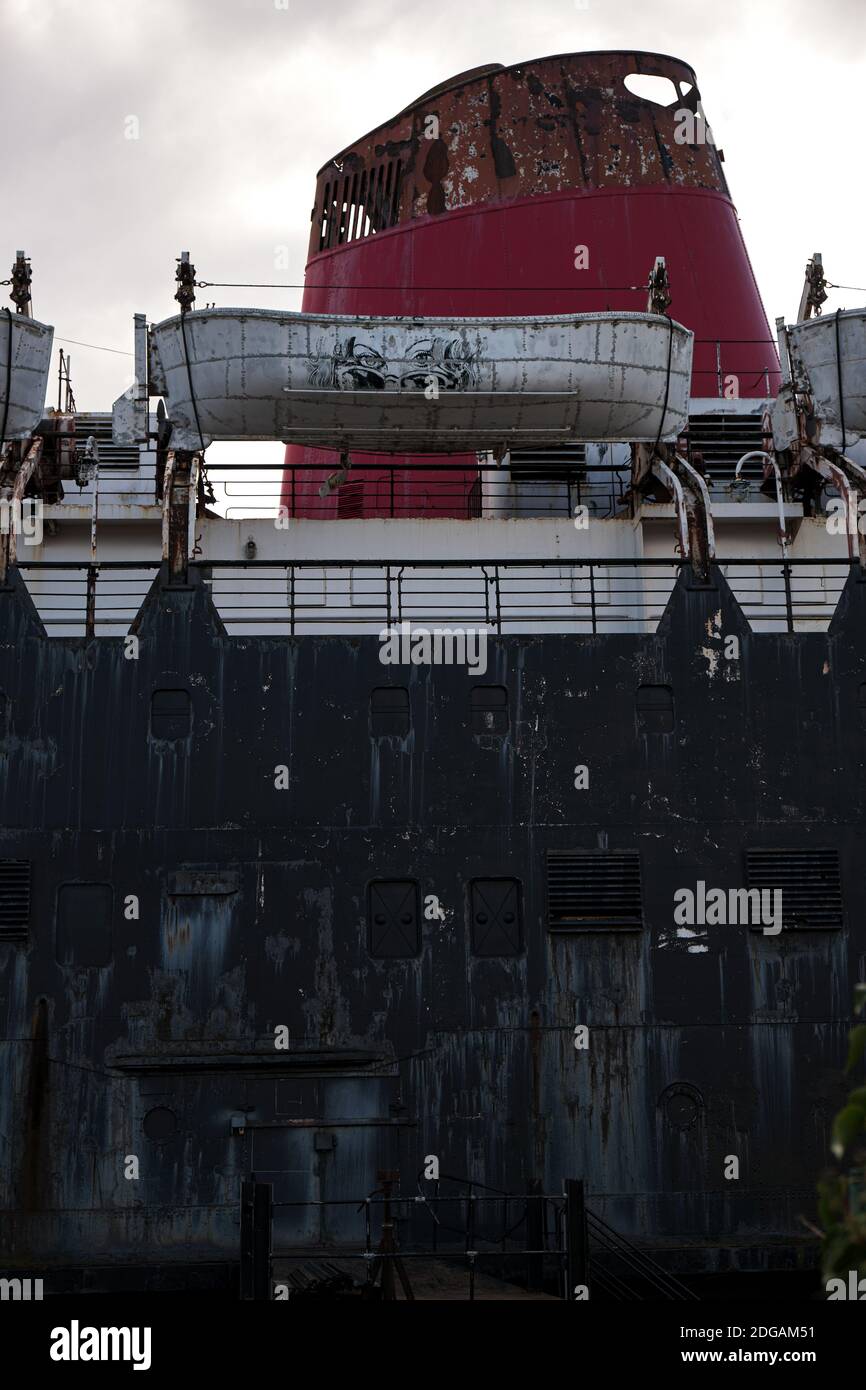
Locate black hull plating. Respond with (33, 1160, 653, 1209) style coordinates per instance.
(0, 564, 862, 1280)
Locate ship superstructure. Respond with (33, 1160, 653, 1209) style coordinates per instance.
(0, 52, 864, 1297)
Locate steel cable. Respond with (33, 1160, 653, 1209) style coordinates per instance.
(0, 308, 11, 453)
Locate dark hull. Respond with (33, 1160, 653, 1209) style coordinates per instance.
(0, 565, 860, 1283)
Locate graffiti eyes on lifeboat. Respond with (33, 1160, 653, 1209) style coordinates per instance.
(336, 365, 386, 390)
(347, 343, 387, 368)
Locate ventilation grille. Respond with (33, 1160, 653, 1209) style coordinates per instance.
(0, 859, 31, 939)
(319, 159, 403, 250)
(684, 414, 765, 481)
(547, 852, 643, 931)
(509, 445, 586, 483)
(337, 481, 365, 518)
(74, 412, 141, 471)
(745, 848, 843, 930)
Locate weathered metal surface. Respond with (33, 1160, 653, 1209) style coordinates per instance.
(149, 308, 693, 451)
(111, 314, 149, 446)
(310, 51, 728, 252)
(160, 450, 195, 581)
(0, 313, 54, 442)
(0, 437, 42, 582)
(0, 561, 861, 1279)
(789, 308, 866, 444)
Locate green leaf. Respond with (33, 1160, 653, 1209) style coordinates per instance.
(823, 1234, 861, 1279)
(848, 1087, 866, 1110)
(845, 1025, 866, 1074)
(831, 1104, 866, 1159)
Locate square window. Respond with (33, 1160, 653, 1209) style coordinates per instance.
(371, 687, 410, 737)
(56, 883, 113, 966)
(368, 880, 419, 957)
(471, 686, 508, 735)
(470, 879, 522, 955)
(151, 689, 192, 740)
(636, 685, 674, 735)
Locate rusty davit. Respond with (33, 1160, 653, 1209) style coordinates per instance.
(0, 49, 864, 1303)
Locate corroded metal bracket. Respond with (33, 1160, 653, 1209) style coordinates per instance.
(646, 256, 672, 316)
(673, 453, 715, 581)
(161, 449, 198, 583)
(0, 436, 43, 583)
(175, 252, 196, 315)
(635, 441, 716, 581)
(796, 252, 828, 322)
(806, 452, 866, 567)
(650, 455, 690, 558)
(9, 250, 32, 316)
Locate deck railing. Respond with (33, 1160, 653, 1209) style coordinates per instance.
(14, 556, 855, 638)
(239, 1175, 698, 1302)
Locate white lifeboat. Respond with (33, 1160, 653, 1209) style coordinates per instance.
(147, 307, 693, 453)
(788, 307, 866, 444)
(0, 311, 54, 443)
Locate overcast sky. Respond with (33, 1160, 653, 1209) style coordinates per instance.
(1, 0, 864, 489)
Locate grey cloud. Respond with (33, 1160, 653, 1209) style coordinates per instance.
(0, 0, 861, 413)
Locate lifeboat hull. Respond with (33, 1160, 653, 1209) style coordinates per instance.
(0, 313, 54, 442)
(789, 307, 866, 442)
(148, 307, 693, 453)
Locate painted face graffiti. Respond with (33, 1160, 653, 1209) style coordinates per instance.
(308, 335, 481, 392)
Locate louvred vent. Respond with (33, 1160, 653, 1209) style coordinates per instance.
(0, 860, 31, 940)
(509, 444, 587, 482)
(745, 848, 843, 930)
(547, 852, 643, 931)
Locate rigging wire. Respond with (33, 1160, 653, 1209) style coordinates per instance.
(1, 308, 11, 451)
(197, 274, 866, 298)
(1, 279, 858, 363)
(835, 307, 847, 454)
(195, 279, 648, 292)
(54, 336, 133, 356)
